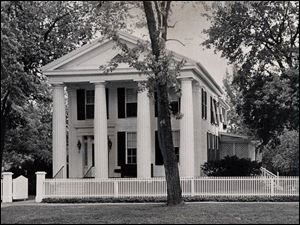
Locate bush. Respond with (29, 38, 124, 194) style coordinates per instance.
(42, 196, 299, 203)
(201, 156, 261, 176)
(263, 128, 299, 176)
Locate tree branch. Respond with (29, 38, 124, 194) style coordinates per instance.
(166, 38, 186, 47)
(43, 13, 69, 42)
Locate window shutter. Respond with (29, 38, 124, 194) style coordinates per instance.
(117, 132, 126, 166)
(154, 92, 158, 117)
(117, 88, 125, 118)
(77, 89, 85, 120)
(155, 131, 164, 165)
(106, 88, 109, 119)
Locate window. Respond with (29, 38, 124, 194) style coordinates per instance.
(173, 130, 180, 162)
(126, 132, 137, 165)
(86, 90, 95, 119)
(169, 90, 180, 115)
(207, 133, 219, 161)
(126, 88, 137, 117)
(77, 89, 109, 120)
(155, 130, 180, 165)
(154, 91, 180, 117)
(210, 97, 219, 126)
(202, 89, 207, 120)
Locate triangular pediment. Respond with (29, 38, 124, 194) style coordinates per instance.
(41, 32, 196, 72)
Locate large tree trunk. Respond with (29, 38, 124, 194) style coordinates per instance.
(143, 1, 183, 206)
(1, 114, 7, 174)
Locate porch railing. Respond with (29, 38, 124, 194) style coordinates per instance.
(53, 166, 64, 179)
(41, 176, 299, 200)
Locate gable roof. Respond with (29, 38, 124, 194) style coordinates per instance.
(41, 31, 223, 94)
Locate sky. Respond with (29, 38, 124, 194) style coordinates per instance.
(128, 2, 231, 88)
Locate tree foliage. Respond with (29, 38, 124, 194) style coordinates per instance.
(1, 1, 104, 170)
(203, 1, 299, 145)
(263, 128, 299, 175)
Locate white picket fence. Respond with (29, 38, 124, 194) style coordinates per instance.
(1, 173, 28, 203)
(39, 176, 299, 200)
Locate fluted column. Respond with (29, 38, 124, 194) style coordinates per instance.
(52, 83, 67, 178)
(180, 78, 195, 177)
(137, 86, 152, 178)
(94, 82, 108, 178)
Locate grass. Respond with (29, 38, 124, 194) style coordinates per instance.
(1, 202, 299, 224)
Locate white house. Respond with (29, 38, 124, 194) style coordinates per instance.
(42, 32, 256, 179)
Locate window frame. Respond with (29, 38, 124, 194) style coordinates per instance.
(85, 90, 95, 120)
(126, 132, 137, 165)
(125, 88, 138, 118)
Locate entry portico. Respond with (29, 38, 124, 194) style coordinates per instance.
(43, 32, 228, 179)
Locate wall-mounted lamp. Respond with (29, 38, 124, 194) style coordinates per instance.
(77, 140, 82, 152)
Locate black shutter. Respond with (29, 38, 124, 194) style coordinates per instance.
(201, 89, 204, 119)
(154, 92, 158, 117)
(155, 131, 164, 165)
(106, 88, 109, 119)
(205, 91, 207, 119)
(117, 88, 125, 118)
(77, 89, 85, 120)
(117, 132, 126, 166)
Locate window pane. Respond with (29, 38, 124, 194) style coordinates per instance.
(170, 101, 179, 114)
(86, 105, 94, 119)
(86, 90, 95, 104)
(172, 131, 180, 147)
(127, 132, 137, 148)
(126, 88, 137, 103)
(126, 103, 137, 117)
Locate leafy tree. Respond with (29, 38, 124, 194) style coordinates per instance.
(97, 1, 188, 205)
(203, 1, 299, 145)
(222, 67, 255, 138)
(263, 128, 299, 175)
(1, 1, 110, 171)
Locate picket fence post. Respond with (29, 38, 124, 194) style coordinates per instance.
(2, 172, 13, 203)
(35, 172, 46, 203)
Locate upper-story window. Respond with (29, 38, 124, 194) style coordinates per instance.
(77, 89, 108, 120)
(86, 90, 95, 119)
(210, 97, 219, 126)
(117, 87, 137, 118)
(154, 91, 180, 117)
(126, 88, 137, 117)
(201, 88, 207, 120)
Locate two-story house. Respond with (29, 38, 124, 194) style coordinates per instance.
(42, 32, 256, 179)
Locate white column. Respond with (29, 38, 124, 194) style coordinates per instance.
(137, 86, 152, 178)
(94, 82, 108, 178)
(35, 172, 46, 203)
(52, 83, 67, 178)
(2, 172, 13, 203)
(180, 78, 195, 177)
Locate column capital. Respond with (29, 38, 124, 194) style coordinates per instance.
(51, 82, 65, 88)
(90, 80, 106, 85)
(179, 77, 193, 82)
(2, 172, 13, 176)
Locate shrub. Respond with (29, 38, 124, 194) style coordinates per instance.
(263, 128, 299, 176)
(42, 196, 299, 203)
(201, 156, 261, 176)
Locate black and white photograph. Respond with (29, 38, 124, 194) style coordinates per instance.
(1, 1, 299, 224)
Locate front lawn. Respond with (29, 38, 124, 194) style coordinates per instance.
(1, 202, 299, 224)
